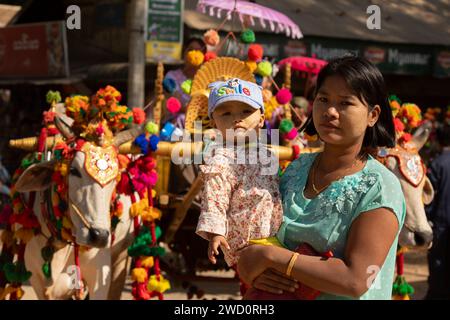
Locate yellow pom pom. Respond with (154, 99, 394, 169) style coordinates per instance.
(245, 60, 257, 73)
(130, 200, 146, 218)
(186, 50, 204, 67)
(141, 256, 154, 268)
(14, 228, 34, 243)
(147, 275, 171, 293)
(131, 268, 148, 283)
(141, 207, 162, 222)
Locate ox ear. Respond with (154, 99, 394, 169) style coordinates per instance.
(411, 121, 432, 151)
(422, 176, 434, 205)
(55, 111, 75, 140)
(15, 161, 56, 193)
(113, 126, 142, 148)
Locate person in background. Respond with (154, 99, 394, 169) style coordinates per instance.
(164, 37, 207, 111)
(425, 123, 450, 299)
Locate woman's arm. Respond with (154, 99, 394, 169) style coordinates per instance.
(238, 207, 399, 298)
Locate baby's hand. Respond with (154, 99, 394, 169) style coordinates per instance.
(208, 235, 230, 265)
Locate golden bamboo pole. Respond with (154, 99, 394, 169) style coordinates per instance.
(153, 62, 164, 128)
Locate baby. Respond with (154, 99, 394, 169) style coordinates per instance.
(196, 78, 283, 269)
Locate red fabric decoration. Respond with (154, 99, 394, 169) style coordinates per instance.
(166, 97, 181, 113)
(275, 88, 292, 105)
(248, 44, 263, 62)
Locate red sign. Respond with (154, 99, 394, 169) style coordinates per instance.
(0, 21, 69, 78)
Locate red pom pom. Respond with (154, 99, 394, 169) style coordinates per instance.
(166, 97, 181, 113)
(275, 88, 292, 105)
(117, 173, 131, 195)
(133, 107, 146, 124)
(204, 51, 217, 62)
(248, 44, 263, 62)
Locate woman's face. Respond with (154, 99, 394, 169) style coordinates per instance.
(312, 75, 380, 147)
(212, 101, 265, 142)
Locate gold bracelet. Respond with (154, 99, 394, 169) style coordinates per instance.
(286, 252, 299, 277)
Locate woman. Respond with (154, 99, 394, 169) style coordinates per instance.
(164, 37, 207, 110)
(237, 56, 406, 300)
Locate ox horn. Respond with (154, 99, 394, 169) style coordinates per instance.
(411, 120, 432, 151)
(54, 113, 75, 140)
(113, 127, 142, 148)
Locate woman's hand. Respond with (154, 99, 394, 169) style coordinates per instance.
(237, 245, 272, 285)
(252, 269, 299, 294)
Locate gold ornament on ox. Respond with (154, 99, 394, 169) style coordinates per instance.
(82, 142, 119, 187)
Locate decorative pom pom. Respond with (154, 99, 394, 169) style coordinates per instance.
(255, 74, 263, 86)
(132, 107, 146, 124)
(166, 97, 181, 113)
(149, 135, 160, 152)
(186, 50, 204, 67)
(181, 79, 192, 95)
(160, 122, 176, 141)
(240, 29, 256, 43)
(46, 90, 61, 104)
(262, 89, 273, 102)
(279, 119, 294, 134)
(394, 118, 405, 132)
(131, 267, 148, 283)
(134, 134, 149, 155)
(257, 61, 272, 77)
(275, 88, 293, 105)
(203, 29, 220, 46)
(163, 77, 176, 94)
(248, 44, 263, 61)
(204, 51, 217, 62)
(145, 121, 159, 135)
(245, 60, 257, 73)
(284, 127, 298, 140)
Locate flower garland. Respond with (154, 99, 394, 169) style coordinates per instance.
(389, 95, 423, 145)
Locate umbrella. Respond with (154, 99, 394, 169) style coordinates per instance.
(278, 56, 328, 75)
(196, 0, 303, 39)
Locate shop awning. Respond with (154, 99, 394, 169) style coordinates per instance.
(184, 0, 450, 46)
(0, 4, 21, 27)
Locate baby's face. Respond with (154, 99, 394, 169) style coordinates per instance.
(212, 101, 265, 142)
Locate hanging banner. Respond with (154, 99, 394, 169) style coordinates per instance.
(0, 21, 69, 78)
(146, 0, 184, 63)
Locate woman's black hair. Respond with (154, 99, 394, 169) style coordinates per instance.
(301, 55, 396, 155)
(183, 37, 207, 54)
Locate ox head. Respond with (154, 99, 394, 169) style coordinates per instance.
(14, 113, 141, 248)
(382, 121, 434, 249)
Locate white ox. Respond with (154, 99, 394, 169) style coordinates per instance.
(12, 121, 140, 300)
(380, 122, 435, 248)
